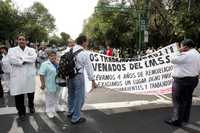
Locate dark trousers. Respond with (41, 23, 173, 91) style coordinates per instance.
(0, 79, 3, 98)
(172, 76, 198, 122)
(15, 92, 35, 116)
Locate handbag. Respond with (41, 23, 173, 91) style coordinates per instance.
(55, 74, 67, 87)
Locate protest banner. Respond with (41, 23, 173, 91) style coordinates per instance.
(85, 43, 178, 95)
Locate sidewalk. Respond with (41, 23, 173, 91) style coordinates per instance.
(0, 106, 200, 133)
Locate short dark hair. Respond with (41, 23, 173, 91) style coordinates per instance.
(76, 35, 87, 45)
(16, 34, 27, 40)
(46, 49, 57, 56)
(181, 39, 195, 48)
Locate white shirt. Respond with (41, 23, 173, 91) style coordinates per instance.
(171, 48, 200, 78)
(73, 44, 95, 81)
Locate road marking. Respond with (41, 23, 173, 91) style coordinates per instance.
(0, 107, 17, 115)
(84, 99, 171, 110)
(185, 124, 200, 132)
(1, 96, 199, 115)
(39, 114, 63, 133)
(159, 94, 171, 100)
(173, 129, 190, 133)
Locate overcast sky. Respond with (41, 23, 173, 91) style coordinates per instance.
(12, 0, 98, 39)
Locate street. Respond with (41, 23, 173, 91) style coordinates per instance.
(0, 77, 200, 133)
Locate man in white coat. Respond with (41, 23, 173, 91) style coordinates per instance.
(7, 35, 37, 121)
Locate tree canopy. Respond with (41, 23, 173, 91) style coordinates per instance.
(0, 0, 57, 46)
(83, 0, 200, 53)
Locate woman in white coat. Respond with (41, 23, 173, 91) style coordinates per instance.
(7, 35, 37, 121)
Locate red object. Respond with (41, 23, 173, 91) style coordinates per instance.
(106, 48, 113, 56)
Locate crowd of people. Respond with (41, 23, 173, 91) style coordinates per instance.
(0, 34, 96, 124)
(0, 35, 199, 127)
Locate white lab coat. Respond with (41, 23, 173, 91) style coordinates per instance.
(2, 54, 12, 92)
(7, 46, 37, 96)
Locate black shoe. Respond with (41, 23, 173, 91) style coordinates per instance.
(183, 119, 189, 123)
(18, 115, 26, 121)
(71, 117, 86, 125)
(67, 113, 73, 118)
(0, 92, 3, 98)
(164, 119, 182, 127)
(29, 108, 35, 114)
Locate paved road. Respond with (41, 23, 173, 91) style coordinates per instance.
(0, 106, 200, 133)
(0, 77, 200, 133)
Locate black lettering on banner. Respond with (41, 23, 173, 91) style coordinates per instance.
(152, 53, 159, 57)
(125, 80, 131, 85)
(145, 66, 173, 76)
(92, 63, 97, 71)
(147, 54, 154, 59)
(99, 55, 104, 62)
(165, 48, 169, 54)
(137, 72, 143, 77)
(117, 74, 121, 80)
(92, 63, 127, 72)
(95, 74, 116, 80)
(149, 79, 172, 88)
(98, 63, 103, 71)
(97, 81, 122, 87)
(132, 78, 146, 84)
(145, 84, 148, 89)
(148, 75, 161, 82)
(158, 57, 165, 64)
(158, 51, 164, 56)
(122, 64, 126, 71)
(120, 85, 144, 91)
(129, 62, 143, 70)
(145, 55, 171, 68)
(90, 53, 95, 61)
(169, 46, 174, 53)
(90, 53, 100, 62)
(161, 73, 171, 79)
(165, 55, 170, 63)
(123, 72, 136, 79)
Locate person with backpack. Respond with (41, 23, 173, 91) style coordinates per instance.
(64, 35, 96, 124)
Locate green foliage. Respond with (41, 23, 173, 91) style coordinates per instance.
(60, 32, 70, 45)
(0, 0, 21, 42)
(0, 1, 57, 46)
(49, 34, 61, 45)
(83, 0, 200, 51)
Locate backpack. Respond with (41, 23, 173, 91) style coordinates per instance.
(57, 48, 83, 81)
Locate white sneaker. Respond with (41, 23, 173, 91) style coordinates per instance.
(47, 112, 54, 118)
(56, 105, 65, 112)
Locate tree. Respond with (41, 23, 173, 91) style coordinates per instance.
(60, 32, 70, 45)
(0, 1, 57, 46)
(0, 0, 23, 46)
(20, 2, 56, 42)
(49, 34, 61, 46)
(83, 0, 137, 49)
(83, 0, 200, 52)
(25, 2, 56, 32)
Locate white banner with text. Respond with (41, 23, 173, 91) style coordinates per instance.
(85, 43, 178, 95)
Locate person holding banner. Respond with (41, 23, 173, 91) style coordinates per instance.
(165, 39, 200, 126)
(67, 35, 96, 124)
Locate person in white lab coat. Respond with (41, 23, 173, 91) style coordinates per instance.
(1, 46, 11, 93)
(7, 35, 37, 121)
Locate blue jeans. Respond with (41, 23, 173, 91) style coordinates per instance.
(67, 74, 85, 122)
